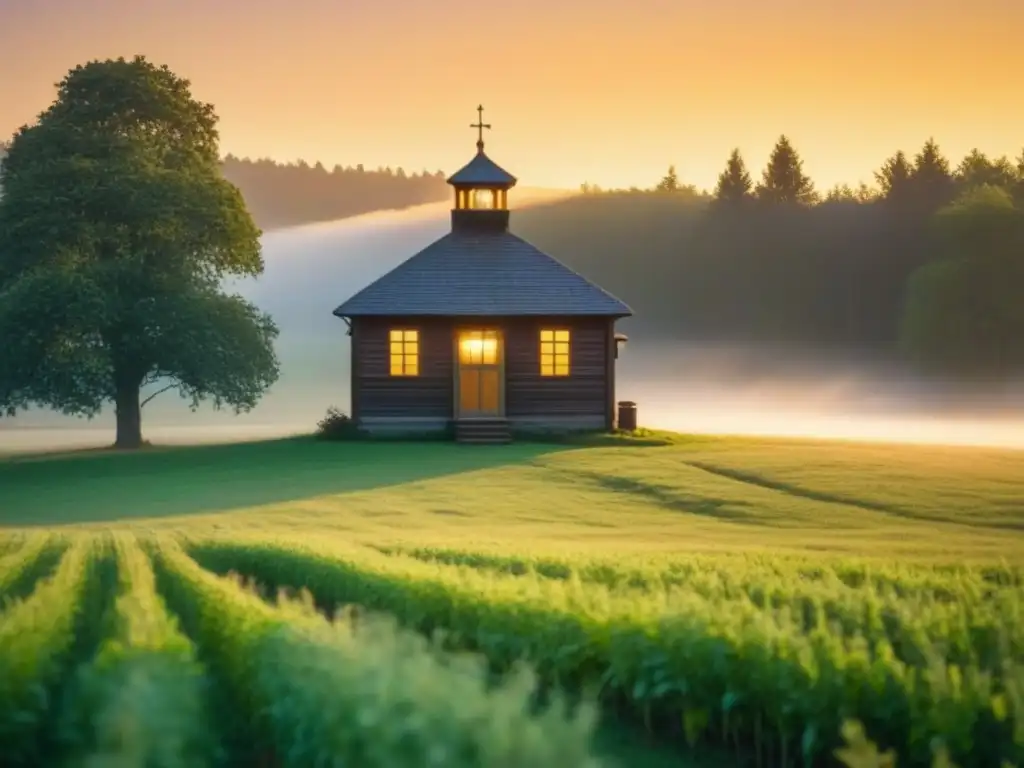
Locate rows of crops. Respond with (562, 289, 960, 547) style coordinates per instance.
(0, 533, 604, 767)
(190, 537, 1023, 768)
(0, 532, 1018, 767)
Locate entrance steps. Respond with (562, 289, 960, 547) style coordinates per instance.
(455, 418, 512, 444)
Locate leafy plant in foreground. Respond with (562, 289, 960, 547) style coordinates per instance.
(0, 533, 25, 558)
(152, 538, 605, 768)
(0, 533, 67, 604)
(0, 538, 102, 766)
(57, 533, 217, 768)
(315, 406, 364, 440)
(381, 545, 1023, 672)
(833, 719, 1022, 768)
(186, 538, 1024, 768)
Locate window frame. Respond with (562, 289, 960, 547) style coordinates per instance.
(539, 328, 571, 377)
(388, 328, 420, 377)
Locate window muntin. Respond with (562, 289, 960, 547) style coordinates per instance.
(539, 329, 570, 376)
(389, 329, 419, 376)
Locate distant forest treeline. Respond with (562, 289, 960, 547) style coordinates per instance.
(5, 134, 1021, 229)
(515, 136, 1024, 369)
(220, 155, 449, 230)
(581, 135, 1024, 205)
(0, 143, 450, 230)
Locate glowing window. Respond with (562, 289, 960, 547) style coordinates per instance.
(471, 189, 494, 209)
(459, 329, 499, 365)
(389, 329, 419, 376)
(539, 329, 570, 376)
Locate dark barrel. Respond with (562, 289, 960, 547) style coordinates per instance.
(617, 400, 637, 431)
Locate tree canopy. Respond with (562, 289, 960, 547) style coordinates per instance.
(874, 151, 913, 205)
(0, 56, 280, 448)
(655, 165, 681, 192)
(519, 133, 1024, 372)
(900, 185, 1024, 377)
(713, 149, 753, 205)
(755, 135, 817, 205)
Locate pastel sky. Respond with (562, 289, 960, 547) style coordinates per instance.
(2, 0, 1022, 191)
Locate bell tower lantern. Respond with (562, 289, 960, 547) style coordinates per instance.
(447, 105, 518, 233)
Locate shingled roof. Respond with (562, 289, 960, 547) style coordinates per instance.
(447, 150, 517, 186)
(333, 231, 631, 317)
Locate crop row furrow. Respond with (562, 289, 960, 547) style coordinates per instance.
(187, 539, 1023, 768)
(377, 545, 1023, 673)
(379, 545, 1022, 601)
(0, 534, 25, 558)
(0, 537, 109, 766)
(57, 533, 218, 767)
(152, 538, 605, 768)
(381, 545, 1023, 594)
(0, 533, 68, 604)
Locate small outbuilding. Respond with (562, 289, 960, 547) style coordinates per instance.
(333, 107, 632, 442)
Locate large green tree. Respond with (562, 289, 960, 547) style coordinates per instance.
(0, 56, 279, 448)
(899, 185, 1024, 376)
(755, 135, 817, 205)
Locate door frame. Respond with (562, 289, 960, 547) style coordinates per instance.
(453, 326, 506, 419)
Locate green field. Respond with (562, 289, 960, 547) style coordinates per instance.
(0, 433, 1021, 767)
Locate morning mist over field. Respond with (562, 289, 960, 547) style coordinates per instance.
(4, 197, 1022, 454)
(3, 0, 1024, 454)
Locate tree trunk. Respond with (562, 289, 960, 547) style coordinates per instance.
(114, 380, 143, 449)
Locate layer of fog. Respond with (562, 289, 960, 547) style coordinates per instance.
(2, 191, 1022, 454)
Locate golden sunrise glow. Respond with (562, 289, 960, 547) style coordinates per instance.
(540, 329, 570, 376)
(459, 330, 499, 366)
(389, 329, 418, 376)
(3, 2, 1023, 191)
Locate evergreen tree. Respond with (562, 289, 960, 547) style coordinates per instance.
(1014, 149, 1024, 201)
(955, 149, 1016, 191)
(824, 183, 857, 203)
(909, 138, 954, 209)
(656, 165, 680, 192)
(755, 135, 816, 204)
(713, 148, 753, 204)
(855, 182, 878, 202)
(875, 150, 914, 204)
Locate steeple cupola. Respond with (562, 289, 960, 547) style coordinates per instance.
(446, 105, 517, 233)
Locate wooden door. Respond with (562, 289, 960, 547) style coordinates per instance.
(456, 329, 504, 417)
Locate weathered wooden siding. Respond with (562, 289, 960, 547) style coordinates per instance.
(503, 317, 612, 429)
(349, 315, 618, 433)
(351, 317, 453, 425)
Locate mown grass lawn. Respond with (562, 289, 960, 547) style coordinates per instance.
(2, 433, 1021, 563)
